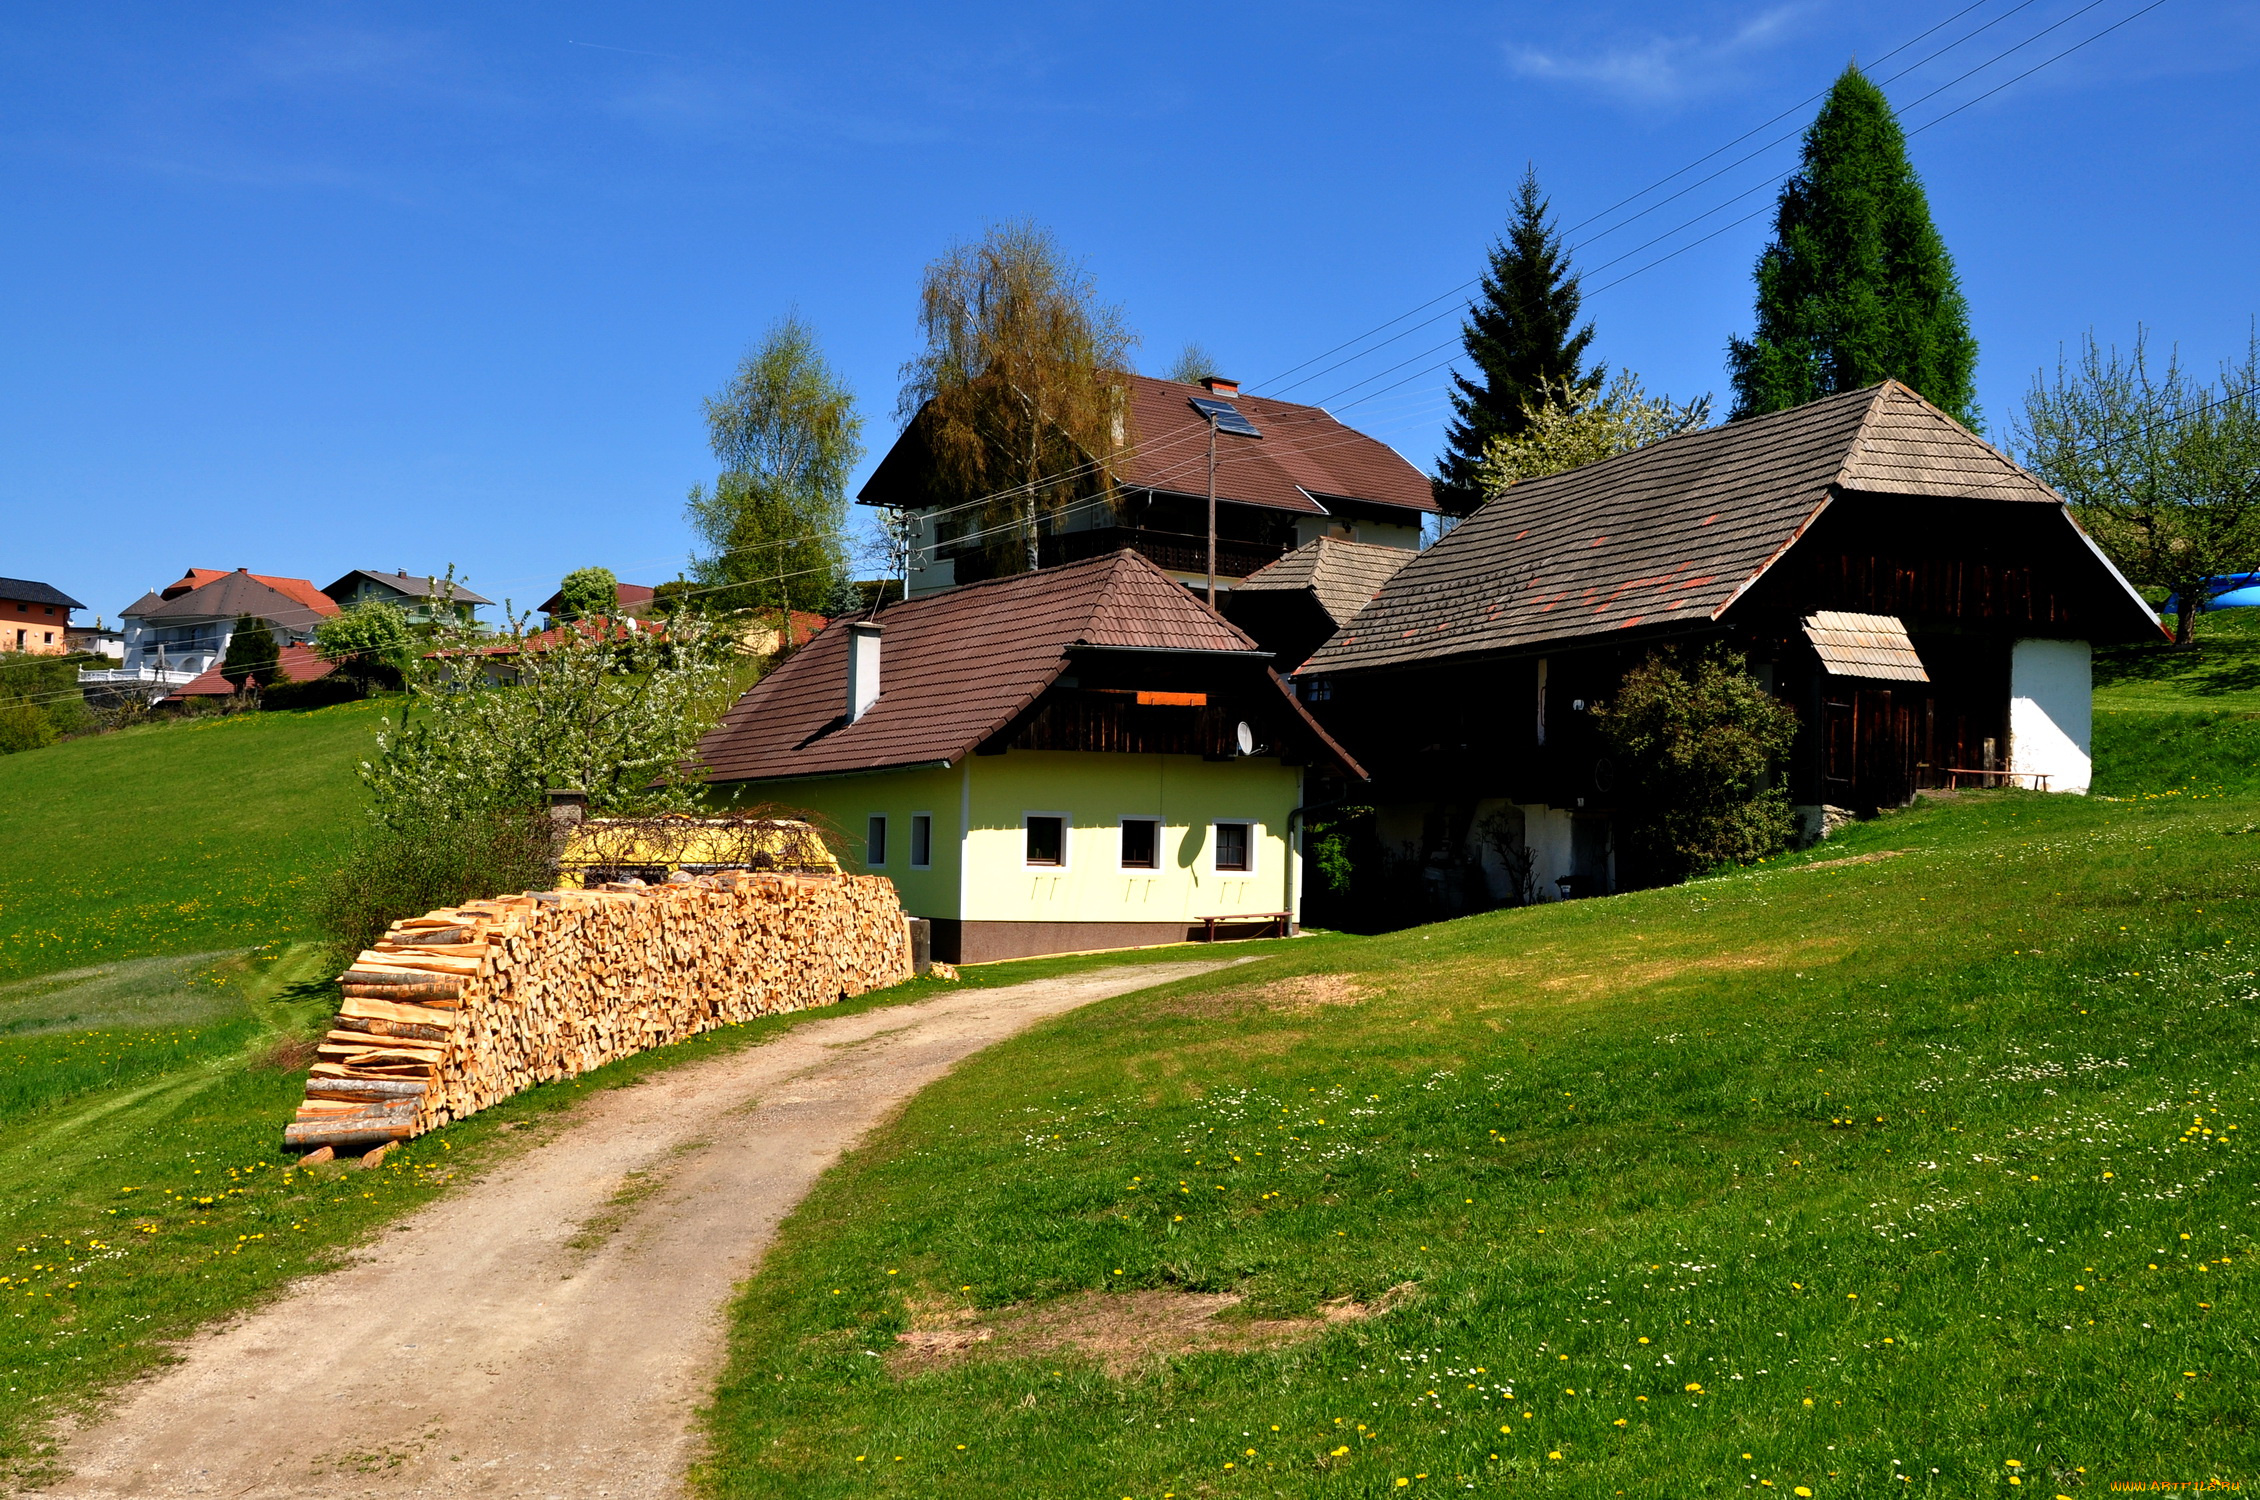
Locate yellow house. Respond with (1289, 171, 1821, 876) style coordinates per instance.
(695, 550, 1364, 962)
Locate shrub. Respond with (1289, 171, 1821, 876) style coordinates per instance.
(0, 700, 56, 754)
(316, 809, 557, 952)
(313, 599, 414, 692)
(220, 616, 282, 690)
(554, 567, 619, 622)
(1594, 643, 1800, 884)
(0, 652, 93, 751)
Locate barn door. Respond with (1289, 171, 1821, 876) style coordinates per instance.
(1853, 689, 1919, 808)
(1823, 696, 1857, 799)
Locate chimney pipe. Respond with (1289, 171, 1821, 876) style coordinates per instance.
(1199, 376, 1240, 398)
(846, 622, 882, 723)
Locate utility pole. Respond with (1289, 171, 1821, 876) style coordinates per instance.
(1205, 409, 1219, 615)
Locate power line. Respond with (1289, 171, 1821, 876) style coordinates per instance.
(1264, 0, 2135, 405)
(1284, 0, 2176, 418)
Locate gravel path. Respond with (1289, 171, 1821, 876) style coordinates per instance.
(42, 961, 1227, 1499)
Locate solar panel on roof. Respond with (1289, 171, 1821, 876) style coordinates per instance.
(1189, 397, 1261, 438)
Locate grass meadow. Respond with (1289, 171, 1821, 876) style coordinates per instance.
(695, 788, 2255, 1497)
(0, 615, 2252, 1493)
(0, 701, 386, 981)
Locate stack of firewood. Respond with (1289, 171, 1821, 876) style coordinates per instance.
(283, 872, 914, 1153)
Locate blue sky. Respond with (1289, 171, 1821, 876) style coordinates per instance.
(5, 1, 2256, 622)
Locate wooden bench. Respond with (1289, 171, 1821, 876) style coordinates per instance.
(1944, 768, 2050, 791)
(1197, 911, 1292, 942)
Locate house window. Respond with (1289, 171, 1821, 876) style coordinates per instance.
(1120, 817, 1160, 870)
(910, 813, 932, 869)
(1024, 814, 1067, 868)
(866, 815, 888, 867)
(1213, 821, 1253, 873)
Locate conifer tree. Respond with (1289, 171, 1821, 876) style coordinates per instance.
(220, 615, 281, 690)
(1434, 168, 1600, 517)
(1727, 68, 1979, 426)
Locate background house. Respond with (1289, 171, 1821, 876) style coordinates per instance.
(537, 581, 656, 621)
(0, 578, 84, 656)
(860, 375, 1436, 599)
(84, 568, 338, 693)
(322, 569, 493, 625)
(696, 549, 1362, 962)
(1296, 381, 2164, 910)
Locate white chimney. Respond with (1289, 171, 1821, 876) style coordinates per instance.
(846, 622, 882, 723)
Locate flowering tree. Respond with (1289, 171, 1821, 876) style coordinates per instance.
(1475, 370, 1709, 498)
(360, 609, 740, 832)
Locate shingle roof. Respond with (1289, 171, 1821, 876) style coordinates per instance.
(1233, 538, 1419, 627)
(324, 570, 495, 606)
(133, 570, 339, 630)
(859, 374, 1436, 520)
(0, 578, 86, 611)
(1300, 381, 2147, 676)
(697, 550, 1269, 784)
(1803, 611, 1929, 681)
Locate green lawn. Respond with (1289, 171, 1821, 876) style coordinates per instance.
(2094, 605, 2260, 713)
(4, 647, 2257, 1493)
(0, 702, 387, 981)
(696, 793, 2257, 1494)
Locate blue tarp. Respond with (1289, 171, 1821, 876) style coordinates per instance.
(2163, 572, 2260, 613)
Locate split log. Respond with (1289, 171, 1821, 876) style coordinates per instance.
(284, 873, 913, 1150)
(284, 1117, 415, 1150)
(305, 1078, 427, 1103)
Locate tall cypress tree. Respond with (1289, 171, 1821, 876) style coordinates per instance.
(1727, 68, 1979, 426)
(1434, 168, 1600, 517)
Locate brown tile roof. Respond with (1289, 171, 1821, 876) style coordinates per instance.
(858, 374, 1436, 520)
(1233, 537, 1420, 627)
(697, 550, 1269, 784)
(134, 570, 339, 631)
(1300, 381, 2154, 675)
(155, 568, 340, 618)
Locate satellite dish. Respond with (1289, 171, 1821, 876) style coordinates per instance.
(1235, 721, 1256, 756)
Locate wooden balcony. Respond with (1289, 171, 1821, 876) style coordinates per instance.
(1040, 525, 1288, 579)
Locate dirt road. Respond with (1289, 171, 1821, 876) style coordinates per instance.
(43, 961, 1227, 1499)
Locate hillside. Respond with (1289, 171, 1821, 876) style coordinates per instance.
(699, 798, 2256, 1485)
(0, 700, 384, 982)
(2092, 607, 2260, 797)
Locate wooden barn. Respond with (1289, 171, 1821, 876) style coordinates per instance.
(1293, 380, 2165, 908)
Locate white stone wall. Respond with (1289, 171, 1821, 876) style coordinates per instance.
(2009, 638, 2094, 795)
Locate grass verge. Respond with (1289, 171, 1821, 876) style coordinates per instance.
(696, 787, 2258, 1496)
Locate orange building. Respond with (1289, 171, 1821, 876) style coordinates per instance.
(0, 577, 84, 655)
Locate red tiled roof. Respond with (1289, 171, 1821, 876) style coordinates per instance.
(158, 568, 339, 618)
(859, 374, 1436, 520)
(134, 570, 340, 630)
(161, 643, 338, 700)
(452, 616, 665, 659)
(536, 582, 658, 617)
(696, 550, 1269, 784)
